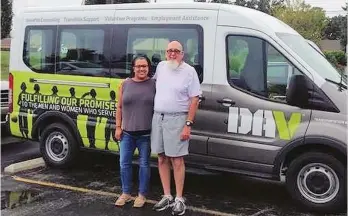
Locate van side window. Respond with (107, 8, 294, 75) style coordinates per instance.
(56, 27, 109, 77)
(110, 25, 203, 82)
(23, 27, 56, 73)
(226, 35, 302, 103)
(266, 44, 302, 101)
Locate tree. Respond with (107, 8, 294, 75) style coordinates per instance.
(272, 0, 327, 45)
(235, 0, 284, 15)
(85, 0, 147, 4)
(85, 0, 106, 4)
(1, 0, 13, 39)
(210, 0, 231, 3)
(324, 15, 346, 40)
(340, 15, 347, 51)
(195, 0, 285, 14)
(340, 4, 347, 51)
(111, 0, 148, 3)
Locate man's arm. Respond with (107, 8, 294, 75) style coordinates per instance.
(181, 95, 199, 140)
(186, 68, 202, 123)
(180, 69, 202, 140)
(186, 96, 199, 123)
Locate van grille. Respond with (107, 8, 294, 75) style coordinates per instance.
(1, 90, 8, 107)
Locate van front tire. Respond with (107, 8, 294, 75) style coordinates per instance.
(40, 123, 78, 168)
(286, 152, 346, 213)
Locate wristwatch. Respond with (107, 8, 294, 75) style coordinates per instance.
(185, 120, 193, 127)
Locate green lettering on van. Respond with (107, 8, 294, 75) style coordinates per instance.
(273, 111, 302, 140)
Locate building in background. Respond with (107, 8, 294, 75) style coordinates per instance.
(320, 39, 343, 51)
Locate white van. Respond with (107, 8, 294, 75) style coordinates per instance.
(8, 1, 347, 213)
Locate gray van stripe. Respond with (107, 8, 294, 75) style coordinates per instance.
(208, 137, 282, 151)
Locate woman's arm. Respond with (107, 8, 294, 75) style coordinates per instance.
(115, 81, 125, 141)
(115, 81, 124, 128)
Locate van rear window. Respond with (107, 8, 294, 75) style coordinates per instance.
(22, 24, 203, 81)
(56, 27, 110, 77)
(110, 24, 204, 82)
(23, 26, 56, 73)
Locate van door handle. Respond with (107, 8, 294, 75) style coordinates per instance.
(217, 98, 235, 106)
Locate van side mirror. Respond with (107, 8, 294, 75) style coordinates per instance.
(286, 75, 309, 107)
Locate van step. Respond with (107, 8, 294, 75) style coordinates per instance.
(203, 165, 274, 179)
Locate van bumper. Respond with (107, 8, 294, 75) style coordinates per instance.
(1, 106, 8, 125)
(1, 107, 10, 136)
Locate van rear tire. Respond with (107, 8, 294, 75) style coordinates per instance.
(286, 152, 346, 213)
(40, 123, 78, 168)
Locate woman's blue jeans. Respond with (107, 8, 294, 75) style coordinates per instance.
(119, 131, 151, 196)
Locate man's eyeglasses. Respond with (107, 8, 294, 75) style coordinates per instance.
(134, 65, 148, 68)
(166, 49, 182, 54)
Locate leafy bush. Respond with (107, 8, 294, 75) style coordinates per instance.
(229, 50, 248, 75)
(324, 50, 347, 66)
(230, 55, 243, 73)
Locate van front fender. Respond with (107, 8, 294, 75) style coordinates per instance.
(273, 136, 347, 178)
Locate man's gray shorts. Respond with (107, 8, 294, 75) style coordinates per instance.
(151, 111, 189, 157)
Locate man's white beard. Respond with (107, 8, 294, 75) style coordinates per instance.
(167, 60, 179, 70)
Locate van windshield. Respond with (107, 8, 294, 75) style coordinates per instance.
(277, 33, 347, 86)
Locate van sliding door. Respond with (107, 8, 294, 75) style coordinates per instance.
(109, 8, 218, 161)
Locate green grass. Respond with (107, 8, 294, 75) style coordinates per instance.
(0, 50, 42, 80)
(1, 51, 9, 81)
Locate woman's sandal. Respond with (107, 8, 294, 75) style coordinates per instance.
(133, 196, 146, 208)
(115, 194, 132, 206)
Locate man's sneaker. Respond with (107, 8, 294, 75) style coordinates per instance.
(172, 197, 186, 215)
(153, 195, 174, 211)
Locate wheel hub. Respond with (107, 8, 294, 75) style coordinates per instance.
(306, 171, 331, 194)
(51, 138, 64, 154)
(297, 163, 339, 204)
(45, 132, 69, 162)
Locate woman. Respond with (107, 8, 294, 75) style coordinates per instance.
(114, 55, 156, 208)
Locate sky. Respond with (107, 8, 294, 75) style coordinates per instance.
(304, 0, 347, 17)
(11, 0, 348, 17)
(12, 0, 83, 14)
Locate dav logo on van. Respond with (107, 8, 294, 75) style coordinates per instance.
(227, 107, 302, 140)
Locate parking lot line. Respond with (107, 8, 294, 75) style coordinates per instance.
(12, 175, 238, 216)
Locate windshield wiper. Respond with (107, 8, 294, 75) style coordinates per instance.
(325, 78, 347, 90)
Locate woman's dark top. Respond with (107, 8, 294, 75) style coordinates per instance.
(121, 78, 156, 136)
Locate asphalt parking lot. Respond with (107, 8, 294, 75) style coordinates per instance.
(1, 141, 347, 216)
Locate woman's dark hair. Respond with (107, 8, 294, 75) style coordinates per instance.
(130, 55, 152, 78)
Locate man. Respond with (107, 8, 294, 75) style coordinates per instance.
(151, 41, 201, 215)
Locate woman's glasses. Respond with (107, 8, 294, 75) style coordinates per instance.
(134, 65, 148, 69)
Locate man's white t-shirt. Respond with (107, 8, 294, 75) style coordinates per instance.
(153, 61, 202, 113)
